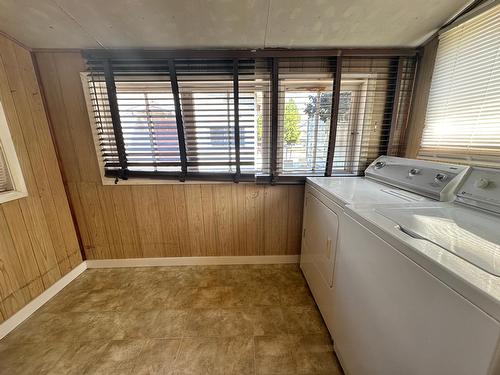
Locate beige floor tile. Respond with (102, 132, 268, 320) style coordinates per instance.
(171, 337, 218, 375)
(220, 266, 267, 287)
(116, 288, 171, 311)
(254, 335, 298, 375)
(284, 306, 329, 335)
(167, 287, 200, 308)
(38, 287, 90, 313)
(113, 310, 162, 339)
(279, 285, 316, 306)
(293, 334, 342, 375)
(67, 288, 128, 312)
(132, 338, 181, 374)
(249, 306, 288, 336)
(0, 341, 68, 375)
(83, 312, 124, 341)
(171, 336, 255, 375)
(2, 312, 95, 344)
(214, 336, 254, 375)
(71, 269, 133, 291)
(185, 308, 253, 337)
(83, 339, 146, 375)
(241, 285, 281, 306)
(49, 340, 110, 374)
(193, 286, 247, 308)
(255, 334, 341, 375)
(151, 309, 191, 338)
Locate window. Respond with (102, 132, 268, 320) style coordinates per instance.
(84, 51, 416, 183)
(334, 57, 416, 175)
(419, 5, 500, 166)
(0, 101, 27, 203)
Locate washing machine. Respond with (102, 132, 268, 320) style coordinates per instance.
(334, 166, 500, 374)
(300, 156, 469, 336)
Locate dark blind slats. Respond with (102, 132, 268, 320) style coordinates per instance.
(86, 54, 416, 182)
(176, 59, 255, 174)
(0, 147, 13, 193)
(330, 56, 416, 175)
(275, 57, 335, 176)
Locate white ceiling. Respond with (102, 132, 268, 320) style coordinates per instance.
(0, 0, 471, 49)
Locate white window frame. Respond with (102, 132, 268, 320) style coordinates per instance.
(0, 101, 27, 203)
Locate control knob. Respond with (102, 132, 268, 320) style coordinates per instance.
(474, 178, 490, 189)
(434, 173, 448, 183)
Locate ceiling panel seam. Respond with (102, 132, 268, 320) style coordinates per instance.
(51, 0, 105, 48)
(264, 0, 272, 48)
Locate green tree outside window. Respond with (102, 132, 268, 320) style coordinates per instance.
(256, 99, 301, 146)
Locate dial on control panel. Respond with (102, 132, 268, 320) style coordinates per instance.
(434, 173, 448, 184)
(474, 178, 490, 189)
(408, 168, 421, 176)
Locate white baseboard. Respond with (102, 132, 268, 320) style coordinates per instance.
(86, 255, 300, 268)
(0, 261, 87, 340)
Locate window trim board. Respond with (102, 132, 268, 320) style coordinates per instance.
(0, 101, 28, 203)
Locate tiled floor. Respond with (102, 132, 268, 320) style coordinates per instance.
(0, 264, 343, 375)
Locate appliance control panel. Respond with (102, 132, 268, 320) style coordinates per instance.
(365, 156, 469, 201)
(456, 167, 500, 213)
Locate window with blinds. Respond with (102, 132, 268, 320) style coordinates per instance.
(0, 101, 27, 203)
(274, 57, 335, 176)
(88, 60, 182, 178)
(84, 51, 416, 183)
(335, 56, 416, 175)
(175, 59, 256, 175)
(0, 145, 13, 193)
(419, 5, 500, 166)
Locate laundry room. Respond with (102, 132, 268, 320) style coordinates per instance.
(0, 1, 499, 374)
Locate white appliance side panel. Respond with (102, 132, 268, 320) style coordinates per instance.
(300, 185, 340, 336)
(302, 189, 339, 287)
(333, 214, 500, 375)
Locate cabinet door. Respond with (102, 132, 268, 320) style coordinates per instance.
(302, 191, 339, 287)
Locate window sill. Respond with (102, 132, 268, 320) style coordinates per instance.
(0, 190, 28, 204)
(101, 176, 246, 186)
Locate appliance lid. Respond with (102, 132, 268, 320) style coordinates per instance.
(376, 206, 500, 277)
(365, 156, 469, 201)
(306, 176, 430, 206)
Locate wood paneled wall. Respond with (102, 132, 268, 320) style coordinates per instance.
(0, 36, 82, 323)
(405, 37, 439, 158)
(34, 51, 305, 261)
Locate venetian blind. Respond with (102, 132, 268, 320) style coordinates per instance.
(87, 59, 181, 178)
(333, 56, 416, 175)
(0, 145, 13, 193)
(85, 52, 416, 182)
(419, 5, 500, 166)
(272, 57, 335, 176)
(175, 59, 255, 176)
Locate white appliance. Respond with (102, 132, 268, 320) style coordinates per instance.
(300, 156, 469, 338)
(334, 166, 500, 375)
